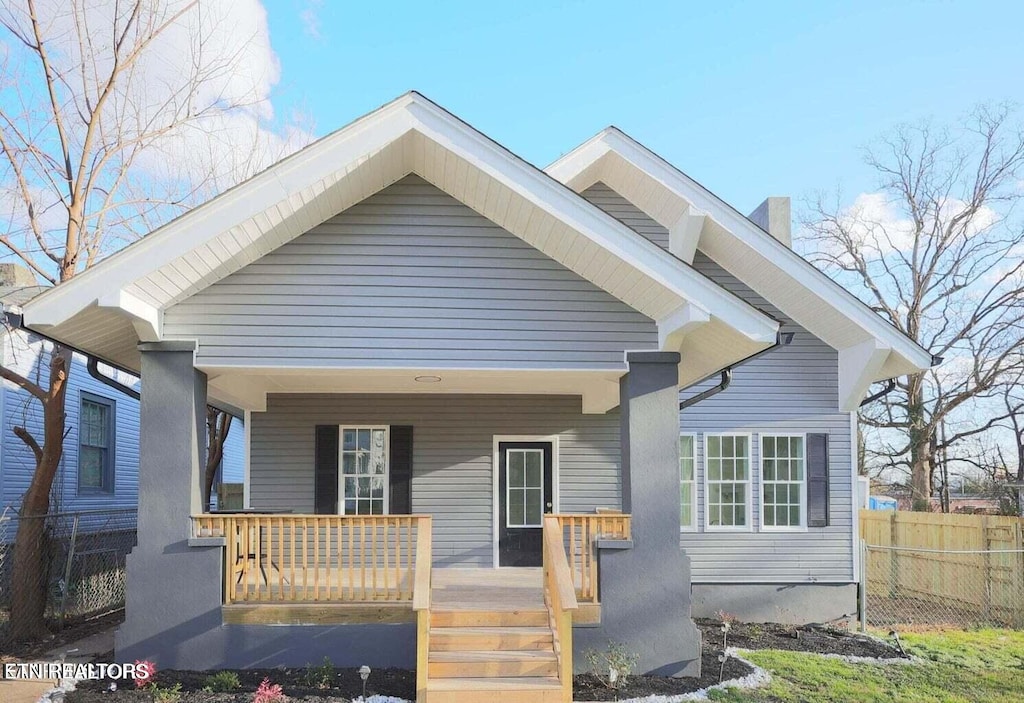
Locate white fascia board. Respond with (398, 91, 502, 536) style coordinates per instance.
(409, 101, 777, 344)
(657, 302, 711, 351)
(549, 128, 933, 373)
(838, 339, 891, 411)
(97, 290, 162, 342)
(22, 95, 420, 329)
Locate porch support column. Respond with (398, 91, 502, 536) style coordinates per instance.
(115, 342, 223, 666)
(576, 351, 701, 677)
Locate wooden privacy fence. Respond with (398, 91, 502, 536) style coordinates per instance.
(860, 510, 1024, 627)
(554, 513, 631, 603)
(192, 514, 432, 604)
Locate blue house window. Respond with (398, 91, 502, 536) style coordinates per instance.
(79, 392, 115, 494)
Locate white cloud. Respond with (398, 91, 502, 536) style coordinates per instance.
(0, 0, 314, 275)
(299, 0, 324, 41)
(827, 191, 999, 260)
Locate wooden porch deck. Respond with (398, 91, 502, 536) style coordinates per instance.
(192, 513, 631, 702)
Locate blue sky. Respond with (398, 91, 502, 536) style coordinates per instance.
(263, 0, 1023, 215)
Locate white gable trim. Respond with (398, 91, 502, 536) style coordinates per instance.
(23, 94, 778, 381)
(547, 128, 934, 396)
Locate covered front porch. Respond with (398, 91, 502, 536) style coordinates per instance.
(190, 512, 629, 614)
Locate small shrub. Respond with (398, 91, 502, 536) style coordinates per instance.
(716, 610, 739, 625)
(133, 660, 157, 689)
(584, 641, 640, 689)
(203, 670, 241, 692)
(151, 683, 183, 703)
(302, 656, 335, 689)
(253, 677, 287, 703)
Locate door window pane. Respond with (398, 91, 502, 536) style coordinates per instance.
(506, 449, 544, 528)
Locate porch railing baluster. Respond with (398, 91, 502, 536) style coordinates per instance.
(191, 514, 433, 607)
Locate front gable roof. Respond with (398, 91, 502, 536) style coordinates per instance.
(546, 127, 934, 410)
(22, 93, 778, 386)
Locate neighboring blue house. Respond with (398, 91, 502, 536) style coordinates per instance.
(0, 265, 244, 522)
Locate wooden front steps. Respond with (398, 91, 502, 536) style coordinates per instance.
(421, 569, 565, 703)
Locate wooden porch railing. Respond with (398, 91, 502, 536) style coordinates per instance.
(412, 517, 433, 701)
(543, 515, 578, 703)
(554, 513, 631, 602)
(191, 514, 432, 605)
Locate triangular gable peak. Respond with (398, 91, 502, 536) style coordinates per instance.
(546, 128, 934, 411)
(23, 93, 778, 388)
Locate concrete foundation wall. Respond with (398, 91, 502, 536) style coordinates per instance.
(691, 583, 858, 624)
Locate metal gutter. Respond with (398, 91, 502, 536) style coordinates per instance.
(679, 331, 795, 410)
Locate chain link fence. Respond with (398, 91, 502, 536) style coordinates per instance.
(861, 542, 1024, 629)
(0, 506, 136, 649)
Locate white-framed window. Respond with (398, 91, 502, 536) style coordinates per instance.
(339, 427, 389, 515)
(760, 434, 807, 531)
(679, 434, 697, 531)
(79, 392, 116, 494)
(704, 433, 751, 531)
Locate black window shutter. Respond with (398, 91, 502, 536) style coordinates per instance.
(807, 433, 830, 527)
(314, 425, 339, 514)
(389, 426, 414, 514)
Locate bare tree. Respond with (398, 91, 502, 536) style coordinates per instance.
(0, 0, 301, 639)
(804, 106, 1024, 511)
(204, 407, 233, 512)
(954, 380, 1024, 516)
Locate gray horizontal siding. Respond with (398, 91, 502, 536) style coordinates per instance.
(680, 255, 853, 583)
(581, 186, 854, 585)
(249, 394, 621, 567)
(164, 175, 656, 369)
(581, 183, 670, 250)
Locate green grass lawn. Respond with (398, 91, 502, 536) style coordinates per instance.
(709, 629, 1024, 703)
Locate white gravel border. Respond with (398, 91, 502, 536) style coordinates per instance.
(569, 649, 772, 703)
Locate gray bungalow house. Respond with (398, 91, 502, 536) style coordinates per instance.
(19, 93, 931, 703)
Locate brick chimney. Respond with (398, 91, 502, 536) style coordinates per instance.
(748, 197, 791, 247)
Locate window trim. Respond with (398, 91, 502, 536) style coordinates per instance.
(337, 425, 390, 515)
(679, 433, 698, 533)
(759, 432, 809, 533)
(77, 391, 116, 495)
(703, 432, 753, 533)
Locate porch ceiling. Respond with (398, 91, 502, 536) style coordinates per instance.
(204, 367, 625, 414)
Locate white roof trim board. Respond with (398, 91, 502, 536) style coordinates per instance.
(22, 92, 778, 389)
(546, 127, 934, 410)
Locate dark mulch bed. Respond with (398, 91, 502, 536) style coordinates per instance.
(573, 649, 752, 701)
(696, 618, 902, 658)
(1, 609, 124, 660)
(68, 667, 416, 702)
(62, 620, 900, 702)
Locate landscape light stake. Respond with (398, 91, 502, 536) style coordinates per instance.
(359, 665, 371, 699)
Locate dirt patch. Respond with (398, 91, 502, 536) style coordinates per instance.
(67, 667, 416, 703)
(696, 618, 903, 658)
(573, 649, 753, 701)
(1, 609, 124, 659)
